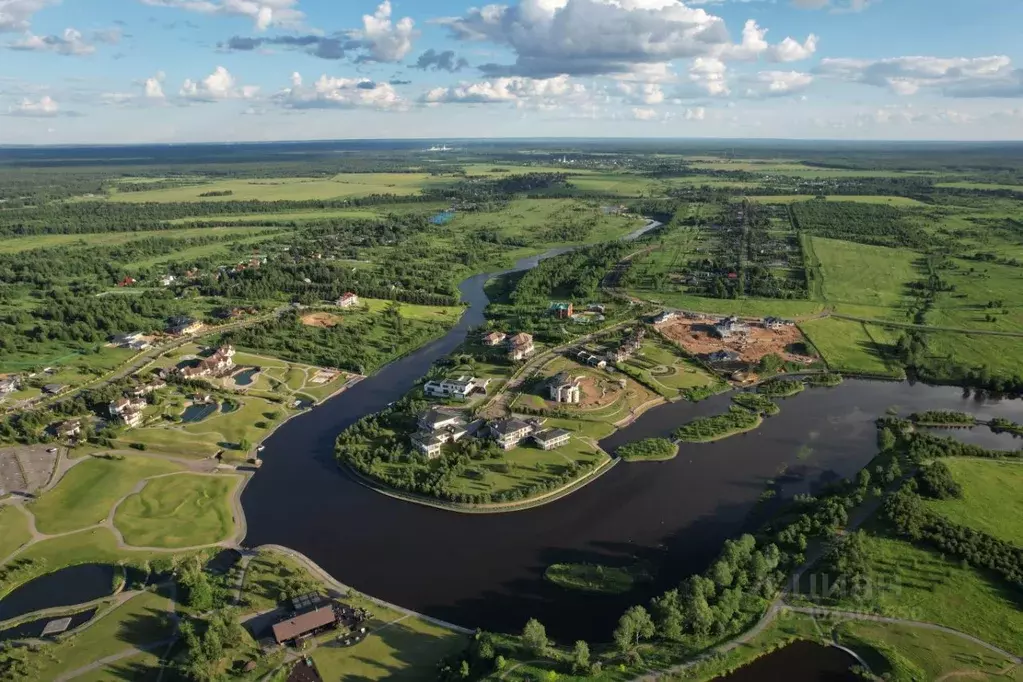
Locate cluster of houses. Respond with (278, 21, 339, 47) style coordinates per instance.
(410, 408, 571, 458)
(176, 346, 236, 380)
(422, 375, 491, 401)
(607, 329, 645, 363)
(483, 331, 536, 362)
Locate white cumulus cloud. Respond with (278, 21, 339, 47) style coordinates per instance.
(180, 66, 259, 101)
(145, 72, 166, 99)
(8, 27, 96, 55)
(275, 73, 404, 110)
(355, 1, 415, 62)
(0, 0, 58, 33)
(7, 94, 59, 116)
(422, 75, 589, 108)
(139, 0, 303, 32)
(742, 70, 813, 97)
(436, 0, 817, 77)
(817, 55, 1023, 98)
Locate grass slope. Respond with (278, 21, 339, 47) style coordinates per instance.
(0, 507, 31, 560)
(799, 318, 903, 377)
(923, 459, 1023, 545)
(30, 456, 183, 535)
(114, 473, 240, 548)
(812, 237, 920, 319)
(826, 531, 1023, 654)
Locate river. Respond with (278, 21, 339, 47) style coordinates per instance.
(241, 223, 1023, 642)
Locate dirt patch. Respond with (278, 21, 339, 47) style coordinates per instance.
(301, 312, 343, 328)
(657, 319, 815, 365)
(0, 445, 58, 495)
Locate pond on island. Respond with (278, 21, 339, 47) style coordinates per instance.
(710, 641, 859, 682)
(0, 564, 115, 622)
(233, 368, 259, 386)
(241, 241, 1023, 642)
(180, 403, 217, 423)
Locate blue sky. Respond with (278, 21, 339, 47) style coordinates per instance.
(1, 0, 1021, 144)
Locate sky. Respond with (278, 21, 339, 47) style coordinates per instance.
(1, 0, 1022, 144)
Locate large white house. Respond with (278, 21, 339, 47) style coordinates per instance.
(533, 428, 571, 451)
(423, 375, 491, 401)
(507, 333, 535, 361)
(548, 373, 582, 404)
(411, 409, 469, 458)
(489, 418, 535, 450)
(336, 292, 360, 308)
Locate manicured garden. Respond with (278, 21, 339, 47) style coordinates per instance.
(113, 473, 241, 548)
(29, 455, 183, 535)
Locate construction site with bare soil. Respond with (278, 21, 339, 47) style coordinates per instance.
(655, 316, 816, 366)
(300, 312, 344, 328)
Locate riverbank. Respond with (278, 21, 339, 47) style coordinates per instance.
(339, 452, 622, 514)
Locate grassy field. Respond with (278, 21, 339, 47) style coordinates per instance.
(635, 291, 825, 319)
(165, 202, 450, 224)
(799, 318, 904, 377)
(0, 506, 31, 560)
(928, 259, 1023, 333)
(105, 173, 435, 202)
(820, 531, 1023, 654)
(29, 456, 184, 535)
(569, 174, 665, 196)
(26, 589, 175, 682)
(745, 195, 927, 206)
(0, 225, 284, 254)
(113, 473, 240, 548)
(923, 459, 1023, 545)
(812, 237, 920, 318)
(836, 619, 1023, 681)
(446, 198, 645, 245)
(922, 331, 1023, 379)
(309, 599, 468, 681)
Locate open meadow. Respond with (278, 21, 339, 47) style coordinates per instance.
(113, 472, 241, 548)
(922, 458, 1023, 545)
(105, 173, 437, 202)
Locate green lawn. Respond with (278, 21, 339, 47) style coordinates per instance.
(27, 589, 175, 682)
(237, 550, 319, 613)
(105, 173, 434, 202)
(29, 456, 184, 535)
(360, 298, 465, 322)
(836, 619, 1023, 682)
(113, 473, 241, 548)
(71, 648, 166, 682)
(799, 318, 904, 377)
(0, 506, 31, 560)
(812, 237, 920, 318)
(310, 609, 468, 682)
(820, 531, 1023, 654)
(923, 459, 1023, 545)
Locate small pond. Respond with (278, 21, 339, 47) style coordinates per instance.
(180, 403, 218, 423)
(0, 564, 115, 621)
(711, 641, 859, 681)
(220, 401, 239, 414)
(0, 608, 96, 642)
(233, 368, 259, 387)
(430, 211, 455, 225)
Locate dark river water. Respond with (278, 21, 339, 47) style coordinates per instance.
(241, 229, 1023, 642)
(712, 641, 859, 682)
(0, 564, 114, 622)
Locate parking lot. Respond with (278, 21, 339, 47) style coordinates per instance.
(0, 445, 60, 496)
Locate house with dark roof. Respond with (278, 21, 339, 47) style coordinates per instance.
(533, 428, 571, 451)
(489, 418, 534, 450)
(271, 605, 339, 645)
(412, 408, 469, 458)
